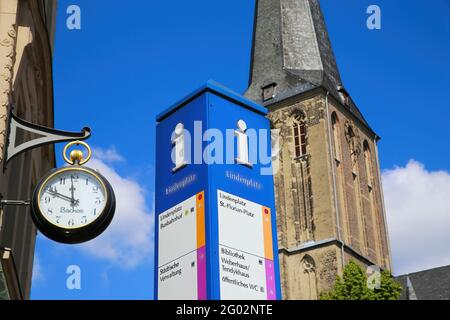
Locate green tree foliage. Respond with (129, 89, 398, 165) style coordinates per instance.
(320, 261, 402, 300)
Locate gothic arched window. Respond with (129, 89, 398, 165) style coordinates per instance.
(300, 255, 318, 300)
(293, 112, 307, 158)
(347, 126, 356, 163)
(363, 141, 373, 190)
(331, 112, 342, 163)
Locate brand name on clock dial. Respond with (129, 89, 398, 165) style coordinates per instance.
(60, 207, 85, 214)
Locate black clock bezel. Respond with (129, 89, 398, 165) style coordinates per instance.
(31, 165, 116, 244)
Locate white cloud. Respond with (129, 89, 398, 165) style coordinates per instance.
(91, 146, 125, 163)
(76, 147, 153, 269)
(383, 160, 450, 275)
(31, 254, 44, 283)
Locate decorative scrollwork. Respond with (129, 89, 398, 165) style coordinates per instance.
(0, 25, 17, 162)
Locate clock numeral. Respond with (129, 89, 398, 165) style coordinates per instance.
(44, 196, 51, 204)
(95, 197, 101, 205)
(93, 208, 97, 216)
(60, 178, 66, 185)
(70, 175, 79, 181)
(47, 208, 53, 215)
(56, 216, 61, 224)
(92, 185, 99, 193)
(86, 178, 89, 185)
(81, 216, 87, 224)
(47, 186, 56, 195)
(68, 219, 75, 227)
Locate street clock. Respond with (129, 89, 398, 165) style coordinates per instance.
(30, 141, 116, 244)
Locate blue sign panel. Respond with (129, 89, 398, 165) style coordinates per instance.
(155, 80, 281, 300)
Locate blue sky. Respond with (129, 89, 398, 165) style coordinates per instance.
(31, 0, 450, 299)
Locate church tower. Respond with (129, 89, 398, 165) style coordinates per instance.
(245, 0, 392, 299)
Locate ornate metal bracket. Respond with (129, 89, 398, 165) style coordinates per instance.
(2, 105, 91, 171)
(0, 197, 31, 240)
(0, 200, 30, 208)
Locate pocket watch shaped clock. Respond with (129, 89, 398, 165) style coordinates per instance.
(31, 141, 116, 244)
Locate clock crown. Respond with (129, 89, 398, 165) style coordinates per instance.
(63, 140, 92, 165)
(70, 149, 84, 164)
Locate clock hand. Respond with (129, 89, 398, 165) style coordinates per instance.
(48, 188, 79, 205)
(70, 176, 76, 207)
(49, 190, 72, 202)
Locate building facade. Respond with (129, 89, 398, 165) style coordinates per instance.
(245, 0, 392, 299)
(0, 0, 56, 299)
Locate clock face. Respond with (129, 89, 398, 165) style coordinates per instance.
(37, 168, 107, 229)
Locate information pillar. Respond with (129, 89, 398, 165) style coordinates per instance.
(155, 81, 281, 300)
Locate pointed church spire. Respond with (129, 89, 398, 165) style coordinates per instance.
(245, 0, 342, 103)
(246, 0, 341, 103)
(245, 0, 371, 128)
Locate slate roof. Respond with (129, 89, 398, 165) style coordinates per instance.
(245, 0, 373, 133)
(396, 265, 450, 300)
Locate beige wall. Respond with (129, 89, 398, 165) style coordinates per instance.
(269, 89, 391, 299)
(279, 245, 340, 300)
(328, 98, 391, 270)
(0, 0, 56, 299)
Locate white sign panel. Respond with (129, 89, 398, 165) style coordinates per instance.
(217, 190, 276, 300)
(157, 192, 206, 300)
